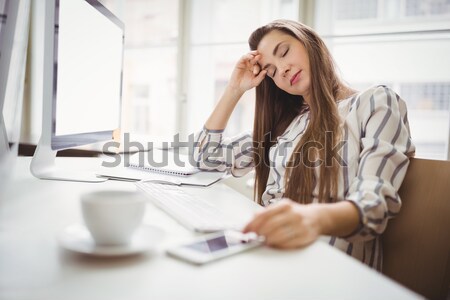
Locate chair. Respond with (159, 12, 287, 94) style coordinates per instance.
(383, 158, 450, 300)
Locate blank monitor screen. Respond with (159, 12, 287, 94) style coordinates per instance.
(54, 0, 122, 138)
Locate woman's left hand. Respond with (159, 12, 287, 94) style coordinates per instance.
(242, 198, 323, 249)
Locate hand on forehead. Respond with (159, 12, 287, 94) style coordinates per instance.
(255, 30, 292, 70)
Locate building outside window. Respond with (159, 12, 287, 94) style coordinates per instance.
(315, 0, 450, 159)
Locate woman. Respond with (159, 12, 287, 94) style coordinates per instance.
(193, 20, 415, 270)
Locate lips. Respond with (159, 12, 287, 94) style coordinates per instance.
(290, 70, 302, 86)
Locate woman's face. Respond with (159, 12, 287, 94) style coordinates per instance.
(257, 30, 311, 100)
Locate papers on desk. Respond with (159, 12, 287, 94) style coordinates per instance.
(97, 165, 227, 187)
(97, 149, 227, 186)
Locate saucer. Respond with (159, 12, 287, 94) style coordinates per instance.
(58, 223, 164, 257)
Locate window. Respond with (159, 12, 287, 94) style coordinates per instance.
(335, 0, 378, 20)
(99, 0, 179, 141)
(315, 0, 450, 160)
(405, 0, 450, 17)
(93, 1, 449, 159)
(187, 0, 299, 137)
(100, 0, 299, 143)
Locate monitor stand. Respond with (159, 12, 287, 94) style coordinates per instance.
(30, 138, 107, 183)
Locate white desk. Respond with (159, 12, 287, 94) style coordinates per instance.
(0, 157, 421, 300)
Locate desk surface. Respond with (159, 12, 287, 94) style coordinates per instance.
(0, 157, 421, 300)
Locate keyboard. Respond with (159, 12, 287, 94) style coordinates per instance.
(135, 181, 241, 232)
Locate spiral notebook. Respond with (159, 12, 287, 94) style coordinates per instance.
(126, 150, 200, 177)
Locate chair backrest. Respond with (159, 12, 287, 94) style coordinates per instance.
(383, 158, 450, 300)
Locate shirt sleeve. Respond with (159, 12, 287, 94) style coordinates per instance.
(192, 126, 254, 177)
(343, 86, 415, 243)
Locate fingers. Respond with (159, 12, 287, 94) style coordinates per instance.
(253, 69, 267, 85)
(257, 204, 299, 246)
(264, 224, 298, 246)
(252, 63, 260, 75)
(242, 199, 321, 249)
(250, 55, 261, 71)
(231, 50, 266, 91)
(274, 235, 315, 249)
(242, 200, 291, 233)
(248, 53, 266, 82)
(240, 51, 262, 69)
(271, 224, 319, 249)
(257, 213, 289, 237)
(240, 51, 259, 63)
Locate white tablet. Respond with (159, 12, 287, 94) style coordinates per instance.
(167, 231, 263, 265)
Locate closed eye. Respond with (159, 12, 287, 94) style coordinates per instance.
(282, 48, 289, 57)
(266, 66, 277, 78)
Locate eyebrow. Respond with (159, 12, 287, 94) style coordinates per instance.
(261, 42, 284, 71)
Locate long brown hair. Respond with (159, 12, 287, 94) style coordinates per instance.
(249, 20, 343, 205)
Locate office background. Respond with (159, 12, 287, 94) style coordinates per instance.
(0, 2, 447, 298)
(22, 0, 450, 160)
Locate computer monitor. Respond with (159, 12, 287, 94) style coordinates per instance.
(0, 0, 30, 195)
(30, 0, 124, 182)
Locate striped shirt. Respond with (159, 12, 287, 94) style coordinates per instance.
(193, 85, 415, 270)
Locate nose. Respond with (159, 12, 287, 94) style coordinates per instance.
(280, 64, 290, 78)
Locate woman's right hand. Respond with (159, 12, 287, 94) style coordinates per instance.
(203, 51, 266, 130)
(227, 51, 267, 95)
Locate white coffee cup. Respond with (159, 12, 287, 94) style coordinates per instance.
(81, 190, 146, 246)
